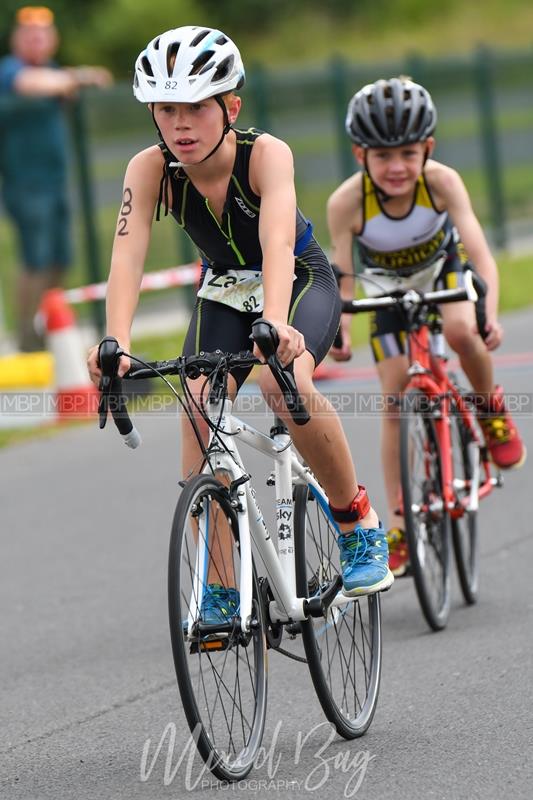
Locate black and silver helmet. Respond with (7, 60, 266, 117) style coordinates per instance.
(345, 77, 437, 147)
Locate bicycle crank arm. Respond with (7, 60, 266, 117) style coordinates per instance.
(304, 575, 343, 618)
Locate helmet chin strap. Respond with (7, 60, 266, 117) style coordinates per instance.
(151, 95, 231, 169)
(152, 96, 232, 221)
(363, 144, 430, 204)
(363, 151, 392, 203)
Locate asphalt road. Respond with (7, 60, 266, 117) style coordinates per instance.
(1, 310, 532, 800)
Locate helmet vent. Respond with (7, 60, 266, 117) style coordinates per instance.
(215, 35, 228, 45)
(413, 107, 427, 138)
(167, 42, 180, 76)
(398, 109, 411, 137)
(213, 55, 234, 82)
(153, 37, 160, 51)
(190, 29, 210, 47)
(358, 116, 374, 140)
(141, 56, 154, 77)
(199, 60, 216, 76)
(191, 50, 215, 75)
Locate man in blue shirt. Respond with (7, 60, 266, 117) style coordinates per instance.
(0, 6, 111, 350)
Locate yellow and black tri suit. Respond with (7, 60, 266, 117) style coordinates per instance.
(165, 127, 340, 386)
(356, 172, 472, 362)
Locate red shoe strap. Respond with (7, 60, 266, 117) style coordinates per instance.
(329, 485, 371, 523)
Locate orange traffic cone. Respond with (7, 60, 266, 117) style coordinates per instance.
(40, 289, 98, 419)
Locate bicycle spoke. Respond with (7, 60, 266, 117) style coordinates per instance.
(401, 391, 451, 630)
(295, 484, 382, 736)
(169, 477, 267, 780)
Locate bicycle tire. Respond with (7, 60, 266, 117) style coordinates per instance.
(293, 483, 382, 738)
(450, 405, 479, 604)
(400, 388, 451, 631)
(168, 475, 268, 782)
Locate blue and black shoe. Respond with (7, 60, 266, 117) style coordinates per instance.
(182, 584, 240, 635)
(200, 584, 240, 626)
(337, 523, 394, 596)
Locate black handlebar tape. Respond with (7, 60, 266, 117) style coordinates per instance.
(471, 271, 489, 341)
(251, 318, 310, 426)
(97, 336, 133, 435)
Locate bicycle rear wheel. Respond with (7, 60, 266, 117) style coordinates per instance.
(450, 405, 479, 604)
(400, 388, 451, 631)
(293, 483, 382, 738)
(168, 475, 267, 782)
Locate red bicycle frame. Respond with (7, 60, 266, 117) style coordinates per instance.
(404, 324, 494, 518)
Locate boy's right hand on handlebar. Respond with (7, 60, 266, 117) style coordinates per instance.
(87, 343, 130, 387)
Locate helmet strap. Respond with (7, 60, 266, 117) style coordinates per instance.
(151, 96, 233, 220)
(363, 151, 392, 204)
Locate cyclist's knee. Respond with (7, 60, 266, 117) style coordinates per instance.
(444, 320, 477, 356)
(181, 409, 209, 441)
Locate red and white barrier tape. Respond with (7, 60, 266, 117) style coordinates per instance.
(64, 262, 200, 305)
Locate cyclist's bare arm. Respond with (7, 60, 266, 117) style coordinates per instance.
(327, 174, 362, 358)
(250, 134, 304, 365)
(426, 162, 501, 347)
(87, 147, 163, 384)
(14, 65, 112, 97)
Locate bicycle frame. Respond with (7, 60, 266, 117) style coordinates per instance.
(190, 396, 355, 636)
(405, 323, 496, 518)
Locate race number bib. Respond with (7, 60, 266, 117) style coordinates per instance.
(361, 257, 446, 298)
(197, 268, 264, 313)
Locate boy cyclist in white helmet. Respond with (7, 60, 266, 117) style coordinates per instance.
(328, 77, 525, 577)
(87, 27, 394, 621)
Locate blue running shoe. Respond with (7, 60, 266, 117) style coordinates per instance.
(200, 584, 240, 626)
(182, 584, 240, 634)
(337, 523, 394, 596)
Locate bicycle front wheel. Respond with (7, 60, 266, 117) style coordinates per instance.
(168, 475, 268, 782)
(293, 483, 382, 738)
(400, 389, 451, 631)
(450, 405, 479, 604)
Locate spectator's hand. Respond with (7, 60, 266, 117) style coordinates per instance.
(253, 320, 305, 367)
(71, 66, 113, 89)
(330, 315, 352, 362)
(87, 343, 130, 387)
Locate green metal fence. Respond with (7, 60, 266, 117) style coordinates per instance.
(1, 44, 532, 333)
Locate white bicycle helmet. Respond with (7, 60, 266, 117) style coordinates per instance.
(133, 26, 245, 103)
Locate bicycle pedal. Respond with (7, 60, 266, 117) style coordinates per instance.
(190, 636, 229, 654)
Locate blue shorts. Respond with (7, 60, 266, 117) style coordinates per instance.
(2, 186, 72, 272)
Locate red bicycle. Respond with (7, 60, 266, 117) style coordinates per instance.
(342, 271, 502, 631)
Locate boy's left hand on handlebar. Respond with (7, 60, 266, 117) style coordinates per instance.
(478, 317, 503, 351)
(253, 320, 305, 366)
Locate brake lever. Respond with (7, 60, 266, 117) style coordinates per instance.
(97, 336, 122, 430)
(251, 318, 310, 425)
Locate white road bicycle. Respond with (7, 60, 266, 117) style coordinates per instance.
(98, 320, 385, 782)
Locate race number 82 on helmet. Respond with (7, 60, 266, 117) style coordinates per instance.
(133, 25, 245, 103)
